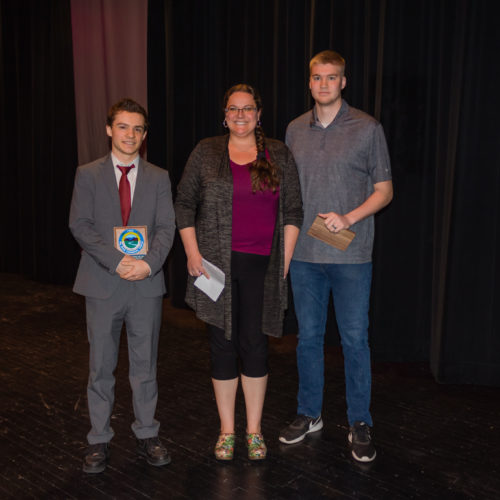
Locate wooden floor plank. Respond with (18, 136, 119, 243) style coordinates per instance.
(1, 273, 499, 499)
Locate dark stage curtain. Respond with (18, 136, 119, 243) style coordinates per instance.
(0, 0, 80, 284)
(147, 0, 500, 386)
(1, 0, 498, 385)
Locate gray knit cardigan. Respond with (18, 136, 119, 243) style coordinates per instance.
(175, 135, 303, 339)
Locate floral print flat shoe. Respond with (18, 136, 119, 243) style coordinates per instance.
(214, 433, 235, 460)
(246, 433, 267, 460)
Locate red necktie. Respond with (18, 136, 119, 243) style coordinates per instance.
(117, 165, 134, 225)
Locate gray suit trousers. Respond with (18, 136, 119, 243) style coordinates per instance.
(85, 280, 162, 444)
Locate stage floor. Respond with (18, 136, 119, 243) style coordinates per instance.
(0, 273, 498, 499)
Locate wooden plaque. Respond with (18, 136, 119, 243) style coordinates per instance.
(114, 226, 148, 257)
(307, 216, 355, 251)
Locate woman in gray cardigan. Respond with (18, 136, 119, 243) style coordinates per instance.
(175, 84, 303, 461)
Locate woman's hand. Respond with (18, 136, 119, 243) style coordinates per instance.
(187, 251, 210, 279)
(283, 224, 300, 278)
(179, 227, 210, 279)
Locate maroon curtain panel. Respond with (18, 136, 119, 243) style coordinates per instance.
(71, 0, 148, 165)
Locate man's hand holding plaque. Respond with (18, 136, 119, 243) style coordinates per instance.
(307, 214, 355, 251)
(117, 255, 151, 281)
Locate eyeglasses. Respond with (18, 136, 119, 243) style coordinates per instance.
(224, 106, 258, 115)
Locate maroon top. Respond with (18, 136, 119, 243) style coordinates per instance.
(230, 157, 279, 255)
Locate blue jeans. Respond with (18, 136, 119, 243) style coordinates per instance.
(290, 260, 373, 426)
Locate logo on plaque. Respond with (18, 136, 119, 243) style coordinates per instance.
(114, 226, 148, 257)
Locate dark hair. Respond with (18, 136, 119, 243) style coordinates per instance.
(223, 84, 280, 192)
(106, 98, 149, 131)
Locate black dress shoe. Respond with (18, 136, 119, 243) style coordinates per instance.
(83, 442, 109, 473)
(137, 437, 171, 466)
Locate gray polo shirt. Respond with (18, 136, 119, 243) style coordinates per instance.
(286, 100, 391, 264)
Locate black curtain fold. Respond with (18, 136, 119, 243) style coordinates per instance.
(147, 0, 500, 385)
(431, 1, 500, 385)
(1, 0, 498, 385)
(0, 0, 79, 284)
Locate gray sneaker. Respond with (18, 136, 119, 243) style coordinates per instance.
(348, 421, 376, 462)
(279, 415, 323, 444)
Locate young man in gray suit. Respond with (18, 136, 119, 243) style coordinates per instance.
(69, 98, 175, 473)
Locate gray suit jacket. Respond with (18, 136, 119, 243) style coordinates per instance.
(69, 154, 175, 299)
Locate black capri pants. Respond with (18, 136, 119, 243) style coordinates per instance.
(208, 251, 270, 380)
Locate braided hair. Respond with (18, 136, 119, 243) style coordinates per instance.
(223, 84, 280, 192)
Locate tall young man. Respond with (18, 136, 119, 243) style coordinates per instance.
(279, 51, 393, 462)
(69, 98, 175, 473)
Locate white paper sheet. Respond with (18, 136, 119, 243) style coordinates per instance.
(194, 258, 225, 302)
